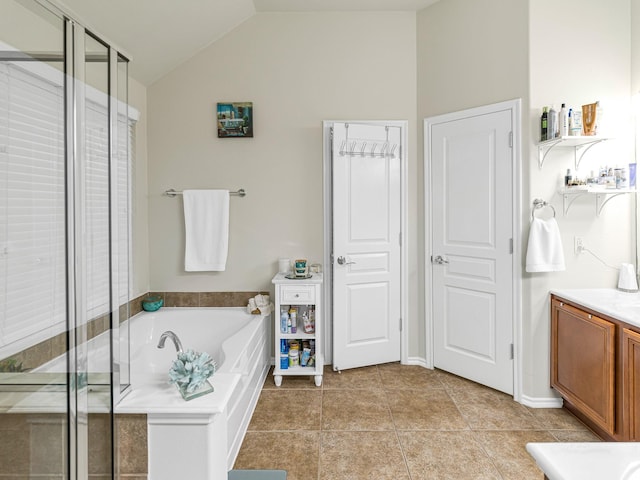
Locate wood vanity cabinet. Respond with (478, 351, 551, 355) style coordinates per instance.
(551, 295, 640, 441)
(550, 297, 616, 437)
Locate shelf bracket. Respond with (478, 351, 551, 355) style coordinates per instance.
(538, 139, 563, 169)
(595, 192, 625, 216)
(562, 191, 586, 216)
(574, 139, 607, 170)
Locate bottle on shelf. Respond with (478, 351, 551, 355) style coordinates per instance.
(548, 105, 557, 140)
(280, 309, 289, 334)
(541, 106, 548, 141)
(558, 103, 568, 137)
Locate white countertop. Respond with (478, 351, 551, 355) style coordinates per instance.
(551, 288, 640, 328)
(527, 442, 640, 480)
(272, 272, 323, 284)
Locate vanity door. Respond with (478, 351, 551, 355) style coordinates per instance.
(551, 298, 616, 436)
(623, 328, 640, 440)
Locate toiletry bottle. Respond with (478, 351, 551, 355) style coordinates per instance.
(564, 169, 573, 187)
(568, 108, 574, 136)
(289, 307, 297, 334)
(540, 107, 548, 141)
(280, 309, 289, 334)
(558, 103, 568, 137)
(595, 100, 603, 136)
(548, 105, 557, 140)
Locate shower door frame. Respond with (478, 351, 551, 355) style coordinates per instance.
(36, 1, 129, 478)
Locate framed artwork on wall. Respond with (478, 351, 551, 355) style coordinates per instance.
(217, 102, 253, 138)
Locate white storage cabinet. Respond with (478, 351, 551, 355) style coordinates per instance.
(272, 272, 323, 387)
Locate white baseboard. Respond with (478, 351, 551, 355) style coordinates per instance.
(520, 394, 563, 409)
(404, 356, 429, 368)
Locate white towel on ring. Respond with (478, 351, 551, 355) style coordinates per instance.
(525, 217, 565, 273)
(183, 189, 229, 271)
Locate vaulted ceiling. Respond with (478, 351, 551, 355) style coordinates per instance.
(59, 0, 439, 85)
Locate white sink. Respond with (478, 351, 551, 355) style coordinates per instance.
(527, 443, 640, 480)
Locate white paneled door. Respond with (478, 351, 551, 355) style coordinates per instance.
(331, 122, 401, 371)
(427, 103, 515, 395)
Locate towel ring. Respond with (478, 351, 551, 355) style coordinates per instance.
(532, 198, 556, 221)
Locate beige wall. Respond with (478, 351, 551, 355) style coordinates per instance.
(416, 0, 530, 364)
(418, 0, 634, 401)
(146, 12, 420, 353)
(527, 0, 632, 400)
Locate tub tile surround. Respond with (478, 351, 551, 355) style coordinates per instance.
(235, 363, 599, 480)
(0, 291, 266, 371)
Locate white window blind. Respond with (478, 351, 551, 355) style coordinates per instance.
(0, 62, 67, 354)
(0, 59, 137, 358)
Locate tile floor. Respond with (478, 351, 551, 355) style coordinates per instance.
(234, 363, 600, 480)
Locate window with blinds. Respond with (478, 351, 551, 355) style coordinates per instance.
(0, 59, 136, 358)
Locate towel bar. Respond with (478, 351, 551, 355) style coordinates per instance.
(164, 188, 246, 198)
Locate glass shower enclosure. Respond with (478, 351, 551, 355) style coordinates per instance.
(0, 0, 131, 478)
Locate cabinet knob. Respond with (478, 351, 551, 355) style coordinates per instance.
(295, 294, 299, 298)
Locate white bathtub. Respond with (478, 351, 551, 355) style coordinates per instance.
(116, 307, 271, 480)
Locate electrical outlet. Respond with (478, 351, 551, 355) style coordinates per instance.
(574, 236, 584, 254)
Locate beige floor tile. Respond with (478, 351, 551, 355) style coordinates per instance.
(262, 367, 321, 390)
(387, 389, 469, 430)
(436, 369, 498, 394)
(248, 389, 321, 431)
(453, 393, 542, 430)
(234, 431, 319, 480)
(527, 407, 590, 431)
(474, 430, 556, 480)
(378, 362, 445, 389)
(322, 389, 394, 431)
(322, 365, 383, 389)
(398, 430, 501, 479)
(549, 429, 602, 442)
(319, 431, 409, 480)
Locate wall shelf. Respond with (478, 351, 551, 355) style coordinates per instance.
(559, 187, 636, 216)
(538, 136, 610, 170)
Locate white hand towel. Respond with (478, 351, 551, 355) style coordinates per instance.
(183, 190, 229, 271)
(525, 217, 566, 273)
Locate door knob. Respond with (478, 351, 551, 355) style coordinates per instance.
(431, 255, 449, 265)
(337, 256, 356, 265)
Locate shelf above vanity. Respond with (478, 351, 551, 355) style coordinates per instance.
(538, 136, 610, 170)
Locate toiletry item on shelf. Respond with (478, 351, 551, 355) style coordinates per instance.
(629, 163, 636, 188)
(595, 101, 603, 135)
(280, 309, 289, 334)
(540, 107, 548, 141)
(289, 307, 297, 333)
(548, 105, 557, 140)
(278, 257, 290, 274)
(300, 348, 311, 367)
(570, 109, 583, 136)
(286, 314, 292, 334)
(582, 102, 598, 136)
(564, 169, 573, 187)
(558, 104, 568, 137)
(280, 352, 289, 369)
(303, 311, 314, 333)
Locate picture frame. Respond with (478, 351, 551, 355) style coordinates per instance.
(217, 102, 253, 138)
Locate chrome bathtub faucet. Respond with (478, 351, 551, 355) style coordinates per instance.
(157, 331, 184, 354)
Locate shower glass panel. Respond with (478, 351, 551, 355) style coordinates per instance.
(0, 1, 69, 478)
(0, 1, 130, 478)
